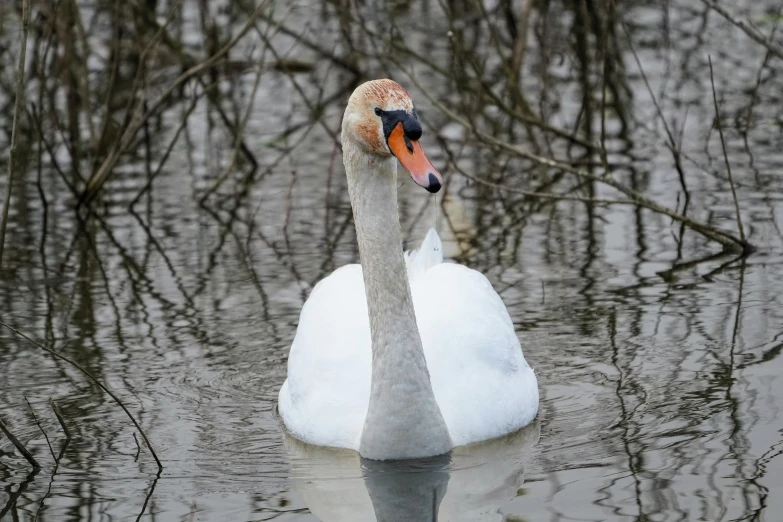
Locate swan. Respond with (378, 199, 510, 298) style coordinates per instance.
(278, 79, 538, 460)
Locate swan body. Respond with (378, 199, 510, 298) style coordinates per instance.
(279, 229, 538, 448)
(278, 79, 538, 460)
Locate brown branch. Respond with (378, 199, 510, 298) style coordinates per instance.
(0, 321, 163, 473)
(509, 0, 534, 92)
(81, 0, 272, 204)
(257, 11, 360, 75)
(402, 69, 752, 253)
(0, 415, 40, 469)
(81, 0, 182, 202)
(709, 56, 746, 243)
(440, 139, 634, 206)
(700, 0, 783, 62)
(621, 21, 690, 204)
(200, 64, 265, 202)
(129, 85, 205, 209)
(0, 0, 30, 267)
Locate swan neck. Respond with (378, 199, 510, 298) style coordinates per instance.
(345, 148, 414, 351)
(343, 138, 451, 460)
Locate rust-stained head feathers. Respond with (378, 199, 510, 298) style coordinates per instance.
(342, 79, 415, 155)
(341, 79, 443, 192)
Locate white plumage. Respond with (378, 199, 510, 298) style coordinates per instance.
(278, 228, 539, 451)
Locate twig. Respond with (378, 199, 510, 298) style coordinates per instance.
(81, 0, 182, 202)
(49, 399, 71, 439)
(118, 1, 183, 148)
(257, 11, 360, 75)
(82, 0, 273, 203)
(28, 104, 80, 200)
(0, 0, 30, 267)
(33, 436, 68, 522)
(599, 34, 609, 169)
(133, 432, 141, 462)
(700, 0, 783, 62)
(708, 56, 746, 243)
(508, 0, 534, 105)
(200, 61, 265, 202)
(0, 415, 40, 469)
(129, 85, 205, 209)
(0, 321, 163, 472)
(395, 41, 596, 151)
(621, 21, 690, 204)
(282, 170, 298, 266)
(742, 8, 780, 140)
(440, 139, 634, 205)
(24, 396, 55, 461)
(402, 69, 752, 253)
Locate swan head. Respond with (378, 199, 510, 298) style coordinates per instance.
(342, 79, 443, 193)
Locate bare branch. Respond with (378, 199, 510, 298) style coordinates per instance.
(0, 0, 30, 267)
(0, 321, 163, 473)
(440, 138, 634, 206)
(133, 432, 141, 462)
(700, 0, 783, 62)
(621, 21, 690, 204)
(200, 64, 265, 202)
(0, 415, 40, 469)
(81, 0, 273, 204)
(129, 85, 205, 209)
(24, 396, 55, 461)
(49, 399, 71, 439)
(401, 68, 752, 253)
(709, 55, 746, 243)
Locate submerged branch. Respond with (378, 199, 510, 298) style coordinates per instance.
(0, 415, 40, 469)
(0, 321, 163, 473)
(24, 396, 55, 461)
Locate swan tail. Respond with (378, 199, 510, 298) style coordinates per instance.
(405, 228, 443, 280)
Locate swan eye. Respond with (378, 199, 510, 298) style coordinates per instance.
(374, 107, 382, 116)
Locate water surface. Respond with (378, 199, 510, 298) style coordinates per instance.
(1, 0, 783, 520)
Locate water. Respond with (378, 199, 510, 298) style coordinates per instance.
(1, 0, 783, 520)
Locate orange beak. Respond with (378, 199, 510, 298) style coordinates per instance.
(387, 123, 443, 193)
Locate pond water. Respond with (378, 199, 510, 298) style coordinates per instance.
(1, 0, 783, 520)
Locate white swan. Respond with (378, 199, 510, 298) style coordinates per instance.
(278, 79, 538, 460)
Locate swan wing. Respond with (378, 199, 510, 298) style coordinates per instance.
(278, 264, 370, 450)
(411, 233, 539, 446)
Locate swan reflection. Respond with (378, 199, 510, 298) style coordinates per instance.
(285, 419, 540, 521)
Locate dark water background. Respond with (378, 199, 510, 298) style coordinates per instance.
(1, 0, 783, 520)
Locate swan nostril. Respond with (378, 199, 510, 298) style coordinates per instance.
(425, 173, 442, 193)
